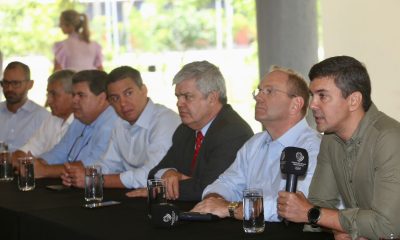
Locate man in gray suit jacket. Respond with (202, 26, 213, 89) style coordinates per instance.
(127, 61, 253, 201)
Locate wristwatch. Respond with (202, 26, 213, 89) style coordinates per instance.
(307, 206, 321, 225)
(228, 202, 240, 218)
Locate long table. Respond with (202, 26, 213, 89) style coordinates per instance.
(0, 178, 334, 240)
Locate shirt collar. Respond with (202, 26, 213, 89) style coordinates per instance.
(199, 118, 214, 136)
(265, 118, 310, 147)
(0, 100, 36, 114)
(334, 103, 379, 145)
(63, 114, 75, 126)
(88, 105, 115, 128)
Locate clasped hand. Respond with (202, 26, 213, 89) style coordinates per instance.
(61, 162, 85, 188)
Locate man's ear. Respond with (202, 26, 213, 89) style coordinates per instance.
(290, 96, 304, 115)
(27, 80, 34, 90)
(348, 91, 362, 112)
(140, 84, 148, 96)
(207, 91, 219, 104)
(99, 91, 108, 102)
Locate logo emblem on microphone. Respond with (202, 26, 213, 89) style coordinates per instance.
(163, 213, 172, 223)
(295, 152, 304, 162)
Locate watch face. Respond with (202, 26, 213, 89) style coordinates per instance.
(228, 202, 239, 209)
(228, 202, 239, 218)
(308, 207, 320, 224)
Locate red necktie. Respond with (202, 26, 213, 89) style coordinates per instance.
(190, 131, 204, 174)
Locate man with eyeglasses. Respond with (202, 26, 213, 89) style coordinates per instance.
(0, 61, 50, 151)
(192, 66, 321, 221)
(60, 66, 181, 189)
(33, 70, 118, 178)
(126, 61, 254, 201)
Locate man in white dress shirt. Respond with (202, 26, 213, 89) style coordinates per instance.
(13, 70, 75, 159)
(192, 66, 321, 221)
(0, 61, 50, 152)
(61, 66, 180, 189)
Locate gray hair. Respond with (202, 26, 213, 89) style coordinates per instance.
(48, 70, 75, 94)
(173, 61, 227, 104)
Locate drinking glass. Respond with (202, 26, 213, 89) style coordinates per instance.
(243, 188, 265, 233)
(147, 179, 166, 219)
(0, 150, 13, 181)
(18, 156, 35, 191)
(84, 165, 103, 205)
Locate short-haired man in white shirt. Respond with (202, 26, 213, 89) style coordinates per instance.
(13, 70, 75, 159)
(61, 66, 180, 189)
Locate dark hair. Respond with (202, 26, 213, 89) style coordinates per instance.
(48, 69, 75, 94)
(308, 56, 372, 111)
(4, 61, 31, 80)
(107, 66, 143, 88)
(72, 70, 107, 95)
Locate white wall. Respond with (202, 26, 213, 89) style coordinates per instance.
(322, 0, 400, 120)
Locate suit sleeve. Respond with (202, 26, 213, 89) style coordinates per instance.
(179, 122, 253, 201)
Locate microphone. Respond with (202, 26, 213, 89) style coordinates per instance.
(280, 147, 309, 193)
(280, 147, 309, 225)
(150, 203, 219, 228)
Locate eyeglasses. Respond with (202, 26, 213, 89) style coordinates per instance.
(252, 87, 296, 99)
(0, 80, 28, 88)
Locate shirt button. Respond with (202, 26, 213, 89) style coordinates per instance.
(349, 179, 352, 183)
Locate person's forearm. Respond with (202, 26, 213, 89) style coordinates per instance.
(40, 164, 65, 178)
(103, 174, 125, 188)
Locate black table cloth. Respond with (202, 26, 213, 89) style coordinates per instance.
(0, 178, 334, 240)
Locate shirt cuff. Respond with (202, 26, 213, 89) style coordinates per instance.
(338, 208, 359, 238)
(119, 170, 147, 189)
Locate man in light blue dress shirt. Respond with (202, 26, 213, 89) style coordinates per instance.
(0, 61, 50, 151)
(192, 66, 321, 221)
(34, 70, 118, 178)
(61, 66, 180, 189)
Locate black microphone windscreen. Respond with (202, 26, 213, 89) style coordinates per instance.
(179, 211, 219, 221)
(150, 203, 180, 228)
(280, 147, 309, 176)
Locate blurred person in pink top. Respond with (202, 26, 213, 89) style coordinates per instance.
(53, 9, 103, 72)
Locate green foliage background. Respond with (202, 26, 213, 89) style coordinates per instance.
(0, 0, 256, 61)
(0, 0, 82, 59)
